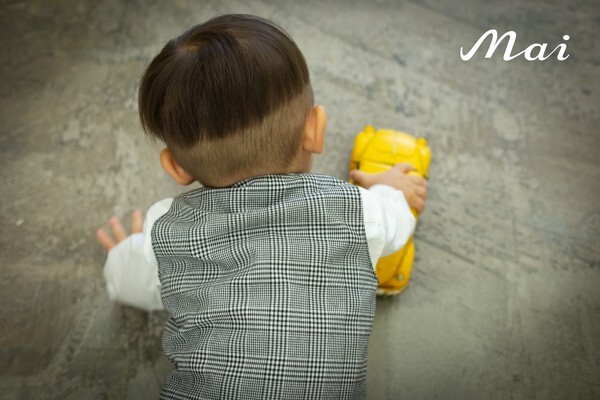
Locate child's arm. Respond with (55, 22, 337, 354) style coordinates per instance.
(96, 199, 173, 311)
(350, 163, 427, 213)
(351, 163, 428, 266)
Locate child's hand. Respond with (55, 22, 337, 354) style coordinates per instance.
(96, 209, 144, 251)
(350, 163, 428, 213)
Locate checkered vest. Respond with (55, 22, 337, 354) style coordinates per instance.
(152, 174, 377, 400)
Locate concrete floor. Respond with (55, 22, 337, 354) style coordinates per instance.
(1, 0, 599, 399)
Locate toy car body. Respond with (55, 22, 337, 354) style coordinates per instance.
(349, 125, 431, 295)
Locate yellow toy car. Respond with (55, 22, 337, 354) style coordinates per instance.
(349, 125, 431, 295)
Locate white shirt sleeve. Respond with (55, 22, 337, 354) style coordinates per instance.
(103, 185, 414, 308)
(359, 184, 416, 269)
(103, 198, 173, 311)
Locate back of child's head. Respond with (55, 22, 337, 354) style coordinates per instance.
(138, 14, 313, 187)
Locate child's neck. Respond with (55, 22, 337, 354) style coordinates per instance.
(203, 151, 314, 188)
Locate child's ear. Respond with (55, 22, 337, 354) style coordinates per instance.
(160, 148, 195, 186)
(302, 105, 327, 154)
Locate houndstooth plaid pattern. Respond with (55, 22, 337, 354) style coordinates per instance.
(152, 173, 377, 400)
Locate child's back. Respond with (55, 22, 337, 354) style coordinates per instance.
(155, 174, 375, 399)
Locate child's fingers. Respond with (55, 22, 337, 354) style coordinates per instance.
(131, 209, 143, 234)
(394, 163, 414, 173)
(412, 197, 425, 213)
(408, 175, 427, 187)
(109, 216, 127, 242)
(96, 228, 116, 251)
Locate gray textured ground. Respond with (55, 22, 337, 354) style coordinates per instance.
(1, 1, 599, 399)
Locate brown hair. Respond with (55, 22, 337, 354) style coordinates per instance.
(138, 14, 313, 186)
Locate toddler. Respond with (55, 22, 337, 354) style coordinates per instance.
(97, 14, 427, 400)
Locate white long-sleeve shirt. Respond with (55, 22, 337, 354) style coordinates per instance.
(104, 184, 416, 311)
